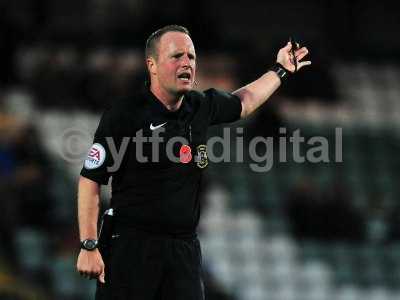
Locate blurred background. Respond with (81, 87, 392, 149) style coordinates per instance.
(1, 0, 400, 299)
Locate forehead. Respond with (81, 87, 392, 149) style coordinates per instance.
(158, 31, 195, 55)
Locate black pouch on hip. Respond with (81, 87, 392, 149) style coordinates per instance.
(98, 208, 115, 250)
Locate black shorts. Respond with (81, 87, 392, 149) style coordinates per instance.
(95, 228, 204, 300)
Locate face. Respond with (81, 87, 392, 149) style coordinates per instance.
(149, 31, 196, 96)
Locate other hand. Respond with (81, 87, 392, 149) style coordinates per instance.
(76, 249, 105, 283)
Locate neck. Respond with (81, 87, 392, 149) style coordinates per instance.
(150, 84, 183, 112)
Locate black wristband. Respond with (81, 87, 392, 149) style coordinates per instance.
(269, 63, 290, 81)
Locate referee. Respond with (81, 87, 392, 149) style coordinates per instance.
(76, 25, 310, 299)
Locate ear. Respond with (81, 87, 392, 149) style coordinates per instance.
(146, 57, 157, 75)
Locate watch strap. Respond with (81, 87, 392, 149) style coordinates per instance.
(270, 63, 290, 81)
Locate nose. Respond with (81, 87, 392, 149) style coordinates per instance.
(181, 54, 191, 67)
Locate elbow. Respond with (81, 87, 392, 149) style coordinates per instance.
(234, 89, 252, 119)
(240, 100, 255, 119)
(240, 101, 248, 119)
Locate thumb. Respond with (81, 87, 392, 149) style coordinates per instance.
(285, 41, 292, 51)
(99, 267, 105, 283)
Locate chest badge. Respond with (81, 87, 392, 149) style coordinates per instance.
(179, 144, 192, 163)
(195, 145, 208, 169)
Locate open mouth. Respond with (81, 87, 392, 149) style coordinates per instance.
(177, 72, 191, 82)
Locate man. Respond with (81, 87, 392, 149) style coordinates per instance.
(76, 25, 310, 299)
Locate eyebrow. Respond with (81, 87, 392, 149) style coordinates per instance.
(171, 51, 196, 58)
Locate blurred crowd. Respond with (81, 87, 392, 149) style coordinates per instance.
(285, 176, 399, 244)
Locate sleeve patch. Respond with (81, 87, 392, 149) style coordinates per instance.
(84, 143, 106, 169)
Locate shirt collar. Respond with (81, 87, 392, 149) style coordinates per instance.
(144, 87, 192, 119)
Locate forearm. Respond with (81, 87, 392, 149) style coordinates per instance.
(78, 176, 101, 240)
(233, 71, 281, 119)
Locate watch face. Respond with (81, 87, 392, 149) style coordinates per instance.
(83, 239, 97, 250)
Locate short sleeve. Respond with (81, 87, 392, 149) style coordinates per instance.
(80, 109, 114, 185)
(203, 88, 242, 125)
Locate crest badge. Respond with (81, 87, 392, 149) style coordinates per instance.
(195, 145, 208, 169)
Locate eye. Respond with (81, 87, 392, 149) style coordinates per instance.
(172, 53, 183, 59)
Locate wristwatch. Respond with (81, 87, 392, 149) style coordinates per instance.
(80, 239, 98, 251)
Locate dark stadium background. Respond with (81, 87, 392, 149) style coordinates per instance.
(0, 1, 399, 299)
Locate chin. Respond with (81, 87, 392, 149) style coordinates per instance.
(177, 85, 193, 94)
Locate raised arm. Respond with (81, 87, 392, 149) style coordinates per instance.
(76, 176, 105, 283)
(234, 41, 311, 118)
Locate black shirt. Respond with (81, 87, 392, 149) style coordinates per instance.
(80, 87, 242, 235)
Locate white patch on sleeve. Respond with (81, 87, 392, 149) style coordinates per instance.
(84, 143, 106, 169)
